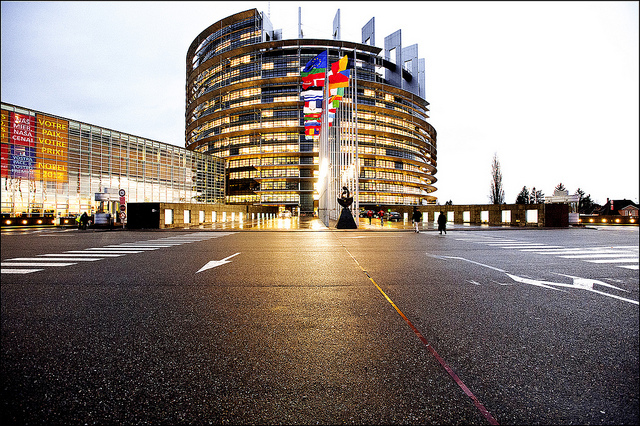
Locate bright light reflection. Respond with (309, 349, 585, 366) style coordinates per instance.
(277, 218, 292, 229)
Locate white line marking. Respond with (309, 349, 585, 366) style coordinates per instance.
(618, 265, 639, 270)
(65, 251, 123, 256)
(121, 243, 182, 246)
(8, 257, 101, 262)
(559, 254, 639, 259)
(196, 252, 241, 273)
(1, 262, 76, 267)
(429, 255, 506, 273)
(523, 249, 634, 255)
(486, 242, 548, 246)
(83, 249, 144, 253)
(41, 253, 110, 257)
(1, 269, 44, 274)
(435, 255, 639, 305)
(102, 246, 160, 250)
(585, 258, 639, 264)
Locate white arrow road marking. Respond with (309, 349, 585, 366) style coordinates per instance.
(196, 253, 240, 274)
(432, 254, 639, 305)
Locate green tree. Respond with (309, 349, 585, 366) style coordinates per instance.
(489, 153, 505, 204)
(531, 187, 545, 203)
(576, 188, 598, 213)
(515, 186, 529, 204)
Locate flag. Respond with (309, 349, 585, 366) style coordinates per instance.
(331, 55, 348, 75)
(329, 69, 350, 89)
(304, 102, 322, 115)
(305, 119, 321, 127)
(302, 51, 328, 73)
(330, 87, 345, 98)
(300, 52, 329, 140)
(305, 121, 321, 138)
(301, 74, 325, 90)
(301, 89, 323, 101)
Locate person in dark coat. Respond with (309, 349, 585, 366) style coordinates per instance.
(437, 211, 447, 235)
(80, 212, 89, 230)
(412, 207, 422, 233)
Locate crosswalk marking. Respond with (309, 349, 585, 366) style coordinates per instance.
(9, 257, 102, 262)
(2, 262, 76, 267)
(618, 265, 639, 270)
(585, 258, 639, 264)
(40, 253, 115, 257)
(2, 232, 236, 275)
(2, 269, 43, 274)
(456, 235, 638, 270)
(64, 251, 123, 256)
(559, 254, 638, 259)
(104, 246, 162, 250)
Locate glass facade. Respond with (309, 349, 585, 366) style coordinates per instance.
(186, 9, 438, 214)
(1, 103, 225, 220)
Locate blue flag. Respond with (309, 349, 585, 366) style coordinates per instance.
(302, 51, 328, 73)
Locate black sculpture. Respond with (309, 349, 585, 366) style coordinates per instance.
(336, 186, 358, 229)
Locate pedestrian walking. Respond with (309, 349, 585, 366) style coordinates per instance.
(80, 212, 89, 230)
(367, 209, 373, 225)
(378, 209, 385, 225)
(437, 211, 447, 235)
(412, 207, 422, 233)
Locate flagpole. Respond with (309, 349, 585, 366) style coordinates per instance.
(319, 49, 330, 226)
(353, 47, 359, 221)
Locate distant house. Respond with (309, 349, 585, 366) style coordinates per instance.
(598, 199, 639, 216)
(620, 204, 639, 218)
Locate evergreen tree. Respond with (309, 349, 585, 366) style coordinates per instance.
(515, 186, 529, 204)
(531, 187, 545, 203)
(555, 182, 566, 192)
(576, 188, 598, 213)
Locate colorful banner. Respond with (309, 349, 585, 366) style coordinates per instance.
(9, 112, 36, 179)
(0, 109, 69, 182)
(1, 109, 9, 178)
(36, 114, 69, 182)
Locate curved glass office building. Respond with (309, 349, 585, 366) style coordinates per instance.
(186, 8, 437, 214)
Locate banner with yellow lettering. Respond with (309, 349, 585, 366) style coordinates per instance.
(35, 114, 68, 182)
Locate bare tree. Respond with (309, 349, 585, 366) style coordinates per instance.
(489, 153, 505, 204)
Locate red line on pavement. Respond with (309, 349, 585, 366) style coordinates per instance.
(343, 244, 499, 425)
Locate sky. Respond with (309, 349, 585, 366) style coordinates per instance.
(1, 1, 638, 205)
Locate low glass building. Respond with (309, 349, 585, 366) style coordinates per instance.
(186, 8, 438, 215)
(1, 103, 225, 222)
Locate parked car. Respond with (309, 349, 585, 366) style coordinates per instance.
(387, 211, 402, 221)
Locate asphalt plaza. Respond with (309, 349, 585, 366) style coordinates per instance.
(1, 224, 638, 424)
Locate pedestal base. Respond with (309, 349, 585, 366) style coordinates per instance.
(336, 207, 358, 229)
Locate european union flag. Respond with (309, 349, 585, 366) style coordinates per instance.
(302, 51, 328, 73)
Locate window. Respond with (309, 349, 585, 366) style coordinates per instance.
(164, 209, 173, 225)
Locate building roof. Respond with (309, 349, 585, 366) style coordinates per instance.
(598, 199, 639, 215)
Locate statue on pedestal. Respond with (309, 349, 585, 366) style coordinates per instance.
(336, 186, 358, 229)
